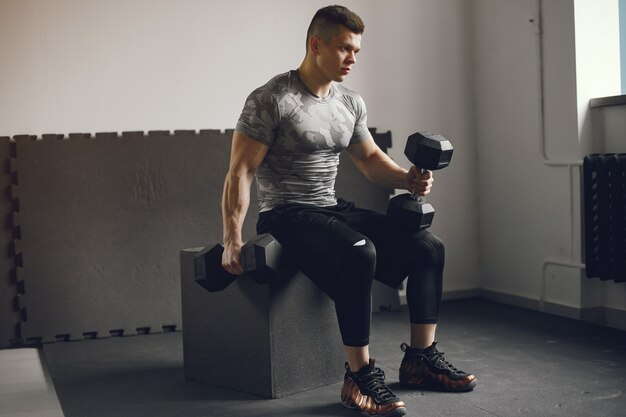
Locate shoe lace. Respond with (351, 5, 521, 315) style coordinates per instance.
(427, 351, 465, 376)
(359, 367, 399, 404)
(401, 342, 468, 379)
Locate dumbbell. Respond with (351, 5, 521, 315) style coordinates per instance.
(194, 233, 283, 293)
(387, 132, 453, 231)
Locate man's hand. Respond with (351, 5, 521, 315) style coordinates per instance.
(222, 240, 244, 276)
(407, 166, 433, 196)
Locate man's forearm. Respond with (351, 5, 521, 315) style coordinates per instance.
(362, 151, 409, 190)
(221, 170, 254, 244)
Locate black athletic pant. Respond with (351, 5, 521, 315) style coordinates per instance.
(257, 199, 444, 347)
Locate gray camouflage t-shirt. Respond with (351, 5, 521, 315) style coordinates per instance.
(236, 70, 369, 212)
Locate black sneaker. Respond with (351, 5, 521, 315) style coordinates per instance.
(399, 341, 476, 392)
(341, 358, 407, 417)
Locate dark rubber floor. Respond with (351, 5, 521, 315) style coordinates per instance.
(43, 298, 626, 417)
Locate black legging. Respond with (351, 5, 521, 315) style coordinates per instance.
(334, 239, 376, 347)
(333, 233, 444, 346)
(257, 199, 445, 347)
(403, 232, 445, 325)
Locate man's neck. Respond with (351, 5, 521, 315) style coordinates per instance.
(297, 62, 332, 98)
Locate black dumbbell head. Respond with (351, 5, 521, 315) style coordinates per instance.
(387, 193, 435, 232)
(194, 244, 237, 293)
(241, 233, 283, 284)
(405, 132, 453, 171)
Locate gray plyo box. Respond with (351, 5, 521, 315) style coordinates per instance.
(180, 249, 344, 398)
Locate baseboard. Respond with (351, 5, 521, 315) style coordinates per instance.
(443, 289, 483, 300)
(401, 288, 626, 332)
(602, 307, 626, 331)
(580, 306, 605, 324)
(579, 306, 626, 331)
(400, 288, 482, 306)
(477, 289, 626, 332)
(478, 289, 540, 311)
(543, 301, 582, 320)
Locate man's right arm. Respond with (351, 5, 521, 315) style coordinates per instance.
(221, 131, 269, 275)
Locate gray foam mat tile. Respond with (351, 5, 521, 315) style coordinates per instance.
(15, 130, 253, 343)
(9, 127, 392, 345)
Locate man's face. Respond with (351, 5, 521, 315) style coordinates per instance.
(314, 26, 361, 83)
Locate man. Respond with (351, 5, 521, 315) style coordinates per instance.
(221, 5, 476, 417)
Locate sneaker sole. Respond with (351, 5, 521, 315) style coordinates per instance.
(401, 378, 476, 392)
(341, 402, 407, 417)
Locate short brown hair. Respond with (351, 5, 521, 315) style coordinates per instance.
(306, 5, 365, 50)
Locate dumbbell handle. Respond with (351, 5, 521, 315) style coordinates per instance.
(194, 233, 282, 293)
(410, 167, 427, 200)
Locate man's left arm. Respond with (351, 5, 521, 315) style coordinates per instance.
(346, 135, 433, 196)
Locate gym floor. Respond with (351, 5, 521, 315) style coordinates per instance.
(41, 298, 626, 417)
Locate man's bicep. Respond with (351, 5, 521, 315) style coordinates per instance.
(229, 130, 270, 173)
(346, 134, 378, 165)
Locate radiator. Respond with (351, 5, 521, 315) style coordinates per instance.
(583, 154, 626, 283)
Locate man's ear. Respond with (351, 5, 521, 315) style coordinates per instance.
(309, 35, 320, 55)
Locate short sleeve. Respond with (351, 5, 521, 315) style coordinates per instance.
(235, 88, 280, 146)
(350, 94, 369, 144)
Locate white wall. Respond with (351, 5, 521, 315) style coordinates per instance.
(0, 0, 481, 294)
(474, 0, 578, 306)
(474, 0, 626, 321)
(0, 0, 316, 134)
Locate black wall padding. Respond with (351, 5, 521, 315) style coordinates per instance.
(0, 137, 20, 347)
(583, 154, 626, 283)
(4, 128, 393, 346)
(14, 130, 246, 344)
